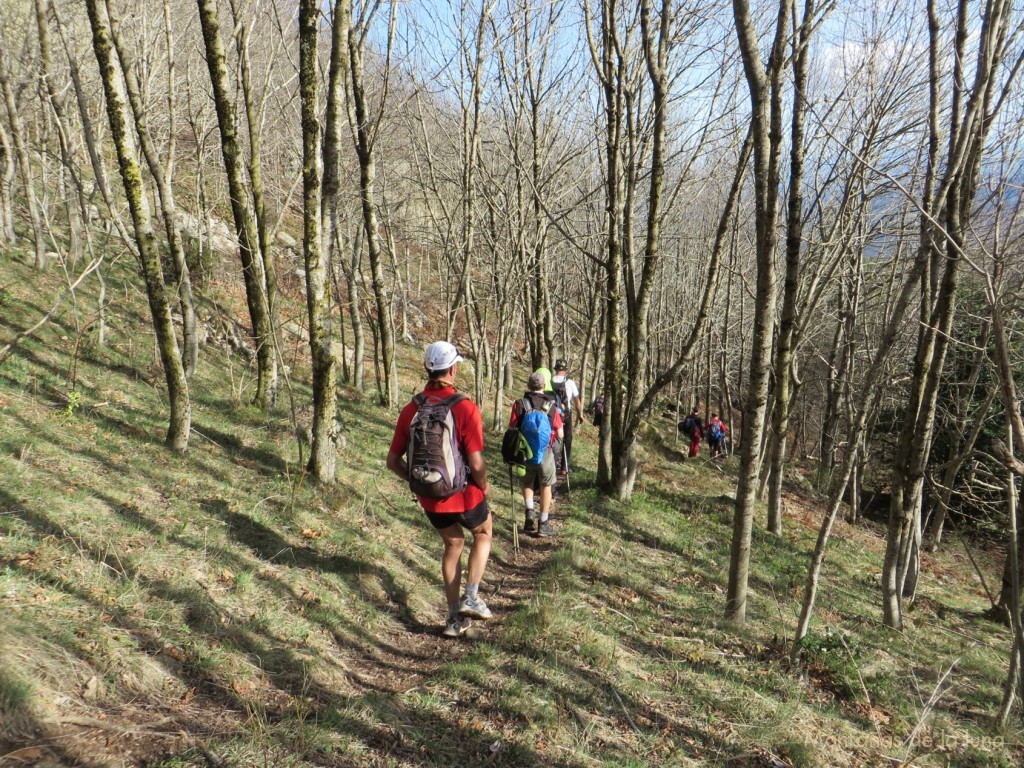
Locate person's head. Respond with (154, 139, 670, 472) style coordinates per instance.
(534, 367, 553, 392)
(692, 406, 700, 415)
(711, 412, 719, 419)
(424, 341, 463, 382)
(527, 372, 546, 392)
(554, 358, 568, 374)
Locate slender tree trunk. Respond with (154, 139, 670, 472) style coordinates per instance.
(85, 0, 190, 452)
(105, 0, 199, 379)
(227, 0, 279, 362)
(792, 256, 926, 658)
(595, 0, 625, 492)
(348, 18, 396, 407)
(927, 383, 996, 550)
(195, 0, 276, 409)
(0, 41, 46, 269)
(34, 0, 86, 266)
(300, 0, 340, 483)
(342, 222, 366, 391)
(0, 100, 17, 243)
(766, 0, 815, 535)
(726, 0, 791, 624)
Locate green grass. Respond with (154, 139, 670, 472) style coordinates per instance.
(2, 251, 1024, 766)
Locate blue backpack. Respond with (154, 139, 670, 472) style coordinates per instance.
(709, 420, 724, 440)
(517, 396, 552, 465)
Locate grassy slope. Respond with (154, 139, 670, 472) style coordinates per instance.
(1, 250, 1023, 767)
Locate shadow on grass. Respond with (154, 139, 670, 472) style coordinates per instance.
(1, 486, 564, 766)
(0, 660, 109, 768)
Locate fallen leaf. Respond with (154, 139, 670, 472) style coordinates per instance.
(301, 528, 322, 539)
(83, 676, 100, 700)
(232, 679, 256, 696)
(162, 644, 185, 662)
(2, 746, 45, 763)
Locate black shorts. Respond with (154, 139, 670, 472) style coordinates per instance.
(425, 500, 490, 531)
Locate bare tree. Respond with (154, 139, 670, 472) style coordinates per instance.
(0, 13, 47, 269)
(301, 0, 349, 483)
(84, 0, 190, 452)
(103, 0, 200, 379)
(348, 0, 398, 407)
(725, 0, 792, 623)
(195, 0, 278, 409)
(882, 0, 1018, 630)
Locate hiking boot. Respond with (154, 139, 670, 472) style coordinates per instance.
(442, 614, 471, 638)
(459, 593, 492, 620)
(524, 516, 538, 535)
(537, 520, 555, 538)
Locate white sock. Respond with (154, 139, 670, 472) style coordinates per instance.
(540, 512, 549, 523)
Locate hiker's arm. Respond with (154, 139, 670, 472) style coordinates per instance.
(573, 395, 585, 422)
(466, 450, 491, 496)
(386, 451, 406, 481)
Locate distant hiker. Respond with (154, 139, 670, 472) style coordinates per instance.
(590, 394, 605, 427)
(509, 371, 564, 537)
(679, 406, 703, 458)
(387, 341, 494, 638)
(532, 366, 563, 477)
(551, 359, 585, 475)
(705, 412, 727, 459)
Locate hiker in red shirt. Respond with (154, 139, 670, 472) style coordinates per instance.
(679, 407, 703, 458)
(387, 342, 493, 638)
(705, 412, 728, 459)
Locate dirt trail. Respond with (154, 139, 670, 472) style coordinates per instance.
(2, 498, 564, 768)
(341, 513, 559, 695)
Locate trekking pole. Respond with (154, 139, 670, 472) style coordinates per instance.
(508, 464, 520, 554)
(562, 441, 571, 493)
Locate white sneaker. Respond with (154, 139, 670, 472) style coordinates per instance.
(458, 593, 493, 620)
(442, 614, 471, 637)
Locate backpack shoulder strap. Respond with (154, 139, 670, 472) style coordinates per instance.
(440, 394, 467, 408)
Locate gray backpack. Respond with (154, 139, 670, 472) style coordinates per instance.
(406, 393, 468, 498)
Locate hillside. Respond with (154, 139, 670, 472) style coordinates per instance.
(1, 253, 1022, 767)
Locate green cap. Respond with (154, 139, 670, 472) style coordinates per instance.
(534, 367, 553, 392)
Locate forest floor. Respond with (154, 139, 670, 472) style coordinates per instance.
(2, 251, 1024, 767)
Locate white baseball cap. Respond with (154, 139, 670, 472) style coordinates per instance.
(424, 341, 464, 372)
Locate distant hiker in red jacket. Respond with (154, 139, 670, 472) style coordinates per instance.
(679, 407, 703, 458)
(705, 413, 727, 459)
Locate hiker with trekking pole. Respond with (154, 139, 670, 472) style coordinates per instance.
(386, 342, 495, 638)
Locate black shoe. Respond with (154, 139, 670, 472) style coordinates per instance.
(524, 517, 538, 534)
(537, 520, 555, 538)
